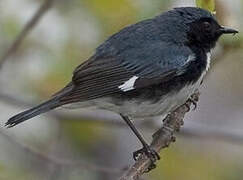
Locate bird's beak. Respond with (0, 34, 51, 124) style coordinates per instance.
(219, 26, 239, 35)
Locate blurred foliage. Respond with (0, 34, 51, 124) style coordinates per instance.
(196, 0, 216, 13)
(62, 120, 104, 148)
(150, 143, 243, 180)
(0, 164, 35, 180)
(2, 17, 20, 39)
(82, 0, 138, 35)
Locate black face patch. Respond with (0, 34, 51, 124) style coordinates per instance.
(187, 17, 222, 50)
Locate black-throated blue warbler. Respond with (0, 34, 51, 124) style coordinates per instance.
(6, 7, 238, 170)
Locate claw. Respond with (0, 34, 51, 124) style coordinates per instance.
(133, 146, 160, 172)
(185, 103, 191, 112)
(144, 163, 156, 173)
(133, 148, 144, 161)
(188, 97, 198, 110)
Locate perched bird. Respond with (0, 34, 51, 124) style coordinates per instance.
(6, 7, 238, 169)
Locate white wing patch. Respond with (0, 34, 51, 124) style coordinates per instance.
(119, 76, 139, 92)
(186, 54, 195, 63)
(206, 52, 211, 71)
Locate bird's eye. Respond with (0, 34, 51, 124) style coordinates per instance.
(203, 22, 211, 31)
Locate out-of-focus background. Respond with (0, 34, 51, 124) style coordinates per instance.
(0, 0, 242, 179)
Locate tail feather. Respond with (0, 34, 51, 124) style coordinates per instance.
(6, 98, 62, 128)
(6, 83, 74, 128)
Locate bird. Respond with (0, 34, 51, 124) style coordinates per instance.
(6, 7, 238, 170)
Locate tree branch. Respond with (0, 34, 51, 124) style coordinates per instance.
(120, 92, 200, 180)
(0, 0, 55, 69)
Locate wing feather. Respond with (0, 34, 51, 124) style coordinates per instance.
(57, 44, 195, 104)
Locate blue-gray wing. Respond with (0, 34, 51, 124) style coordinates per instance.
(119, 42, 194, 77)
(57, 43, 195, 103)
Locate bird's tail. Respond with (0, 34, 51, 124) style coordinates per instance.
(5, 97, 63, 128)
(5, 83, 74, 128)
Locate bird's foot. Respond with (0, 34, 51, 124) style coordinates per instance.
(133, 145, 160, 172)
(185, 94, 199, 112)
(188, 97, 198, 110)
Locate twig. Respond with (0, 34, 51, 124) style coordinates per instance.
(0, 130, 123, 174)
(0, 0, 55, 69)
(120, 92, 200, 180)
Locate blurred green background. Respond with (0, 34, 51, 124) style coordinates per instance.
(0, 0, 243, 179)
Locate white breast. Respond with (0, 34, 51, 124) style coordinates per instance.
(206, 52, 211, 72)
(115, 81, 201, 118)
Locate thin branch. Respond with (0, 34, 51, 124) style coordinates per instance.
(0, 130, 123, 174)
(119, 92, 200, 180)
(0, 0, 55, 69)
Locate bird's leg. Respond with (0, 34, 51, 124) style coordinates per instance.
(120, 114, 160, 172)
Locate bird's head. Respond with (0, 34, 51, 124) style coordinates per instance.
(156, 7, 238, 50)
